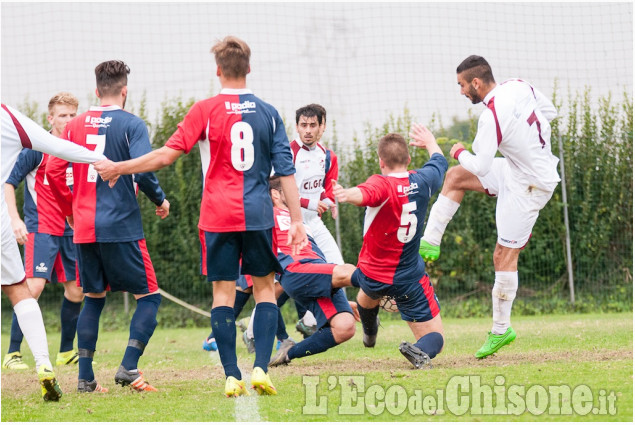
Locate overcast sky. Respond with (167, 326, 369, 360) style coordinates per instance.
(2, 2, 632, 151)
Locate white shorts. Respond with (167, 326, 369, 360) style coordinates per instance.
(477, 159, 554, 249)
(1, 200, 27, 285)
(302, 209, 344, 265)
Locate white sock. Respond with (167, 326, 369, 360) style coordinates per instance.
(491, 271, 518, 335)
(422, 194, 461, 246)
(247, 308, 256, 339)
(302, 310, 317, 327)
(13, 298, 52, 370)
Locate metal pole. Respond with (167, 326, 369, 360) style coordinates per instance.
(558, 135, 575, 304)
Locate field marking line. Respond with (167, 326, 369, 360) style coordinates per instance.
(234, 371, 261, 422)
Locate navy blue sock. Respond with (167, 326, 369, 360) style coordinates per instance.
(287, 327, 337, 360)
(358, 305, 380, 336)
(275, 308, 289, 341)
(252, 302, 278, 372)
(211, 306, 241, 379)
(121, 293, 161, 371)
(8, 312, 23, 353)
(59, 297, 82, 352)
(277, 291, 290, 308)
(233, 290, 251, 319)
(295, 300, 308, 321)
(77, 296, 106, 381)
(414, 332, 444, 359)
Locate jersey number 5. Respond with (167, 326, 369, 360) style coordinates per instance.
(230, 121, 255, 171)
(397, 201, 417, 243)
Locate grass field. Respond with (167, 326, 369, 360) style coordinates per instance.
(1, 312, 632, 422)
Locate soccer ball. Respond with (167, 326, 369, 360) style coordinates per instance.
(379, 295, 399, 313)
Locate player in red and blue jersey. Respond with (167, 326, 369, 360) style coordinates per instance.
(3, 93, 85, 371)
(334, 131, 447, 369)
(93, 36, 308, 397)
(46, 61, 169, 394)
(266, 175, 360, 367)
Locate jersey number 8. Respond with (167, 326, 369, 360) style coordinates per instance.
(230, 121, 255, 171)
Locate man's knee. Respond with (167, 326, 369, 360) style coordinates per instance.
(493, 244, 520, 270)
(331, 313, 356, 343)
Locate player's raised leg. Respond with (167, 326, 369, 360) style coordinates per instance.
(420, 165, 485, 261)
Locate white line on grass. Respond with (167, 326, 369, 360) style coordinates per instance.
(234, 371, 261, 422)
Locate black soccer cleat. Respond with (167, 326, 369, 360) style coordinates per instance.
(399, 341, 432, 369)
(78, 379, 108, 393)
(269, 339, 295, 367)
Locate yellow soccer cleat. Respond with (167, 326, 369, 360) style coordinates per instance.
(2, 352, 29, 370)
(38, 364, 63, 401)
(251, 367, 277, 395)
(225, 376, 250, 397)
(56, 350, 79, 366)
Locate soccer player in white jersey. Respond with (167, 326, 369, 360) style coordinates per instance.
(416, 55, 559, 359)
(1, 104, 105, 401)
(289, 104, 344, 337)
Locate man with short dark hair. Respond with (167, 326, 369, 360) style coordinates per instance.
(47, 60, 170, 394)
(334, 130, 448, 369)
(419, 55, 559, 359)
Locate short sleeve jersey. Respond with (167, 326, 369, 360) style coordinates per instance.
(290, 139, 338, 210)
(357, 153, 448, 284)
(272, 206, 324, 269)
(6, 149, 73, 236)
(165, 88, 295, 232)
(46, 105, 165, 243)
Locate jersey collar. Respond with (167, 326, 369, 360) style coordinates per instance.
(220, 88, 253, 95)
(89, 105, 121, 111)
(387, 171, 409, 178)
(482, 84, 500, 106)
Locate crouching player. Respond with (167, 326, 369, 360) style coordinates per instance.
(333, 130, 447, 369)
(268, 176, 359, 367)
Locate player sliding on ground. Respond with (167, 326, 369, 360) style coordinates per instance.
(333, 132, 447, 369)
(93, 36, 307, 397)
(267, 176, 360, 367)
(417, 55, 559, 359)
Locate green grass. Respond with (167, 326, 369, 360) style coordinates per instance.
(1, 312, 632, 421)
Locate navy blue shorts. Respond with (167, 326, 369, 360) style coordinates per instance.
(279, 259, 352, 328)
(202, 229, 282, 281)
(236, 274, 254, 291)
(25, 233, 76, 283)
(76, 240, 158, 295)
(351, 269, 440, 322)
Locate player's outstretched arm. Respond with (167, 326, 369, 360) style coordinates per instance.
(332, 180, 364, 206)
(94, 146, 183, 187)
(409, 123, 443, 157)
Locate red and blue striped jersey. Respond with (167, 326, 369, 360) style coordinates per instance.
(165, 89, 295, 232)
(46, 105, 166, 243)
(356, 153, 447, 283)
(272, 206, 325, 269)
(6, 149, 73, 236)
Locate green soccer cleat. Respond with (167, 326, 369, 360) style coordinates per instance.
(38, 364, 63, 401)
(224, 376, 249, 397)
(2, 352, 29, 370)
(475, 327, 516, 359)
(251, 367, 277, 395)
(419, 239, 440, 262)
